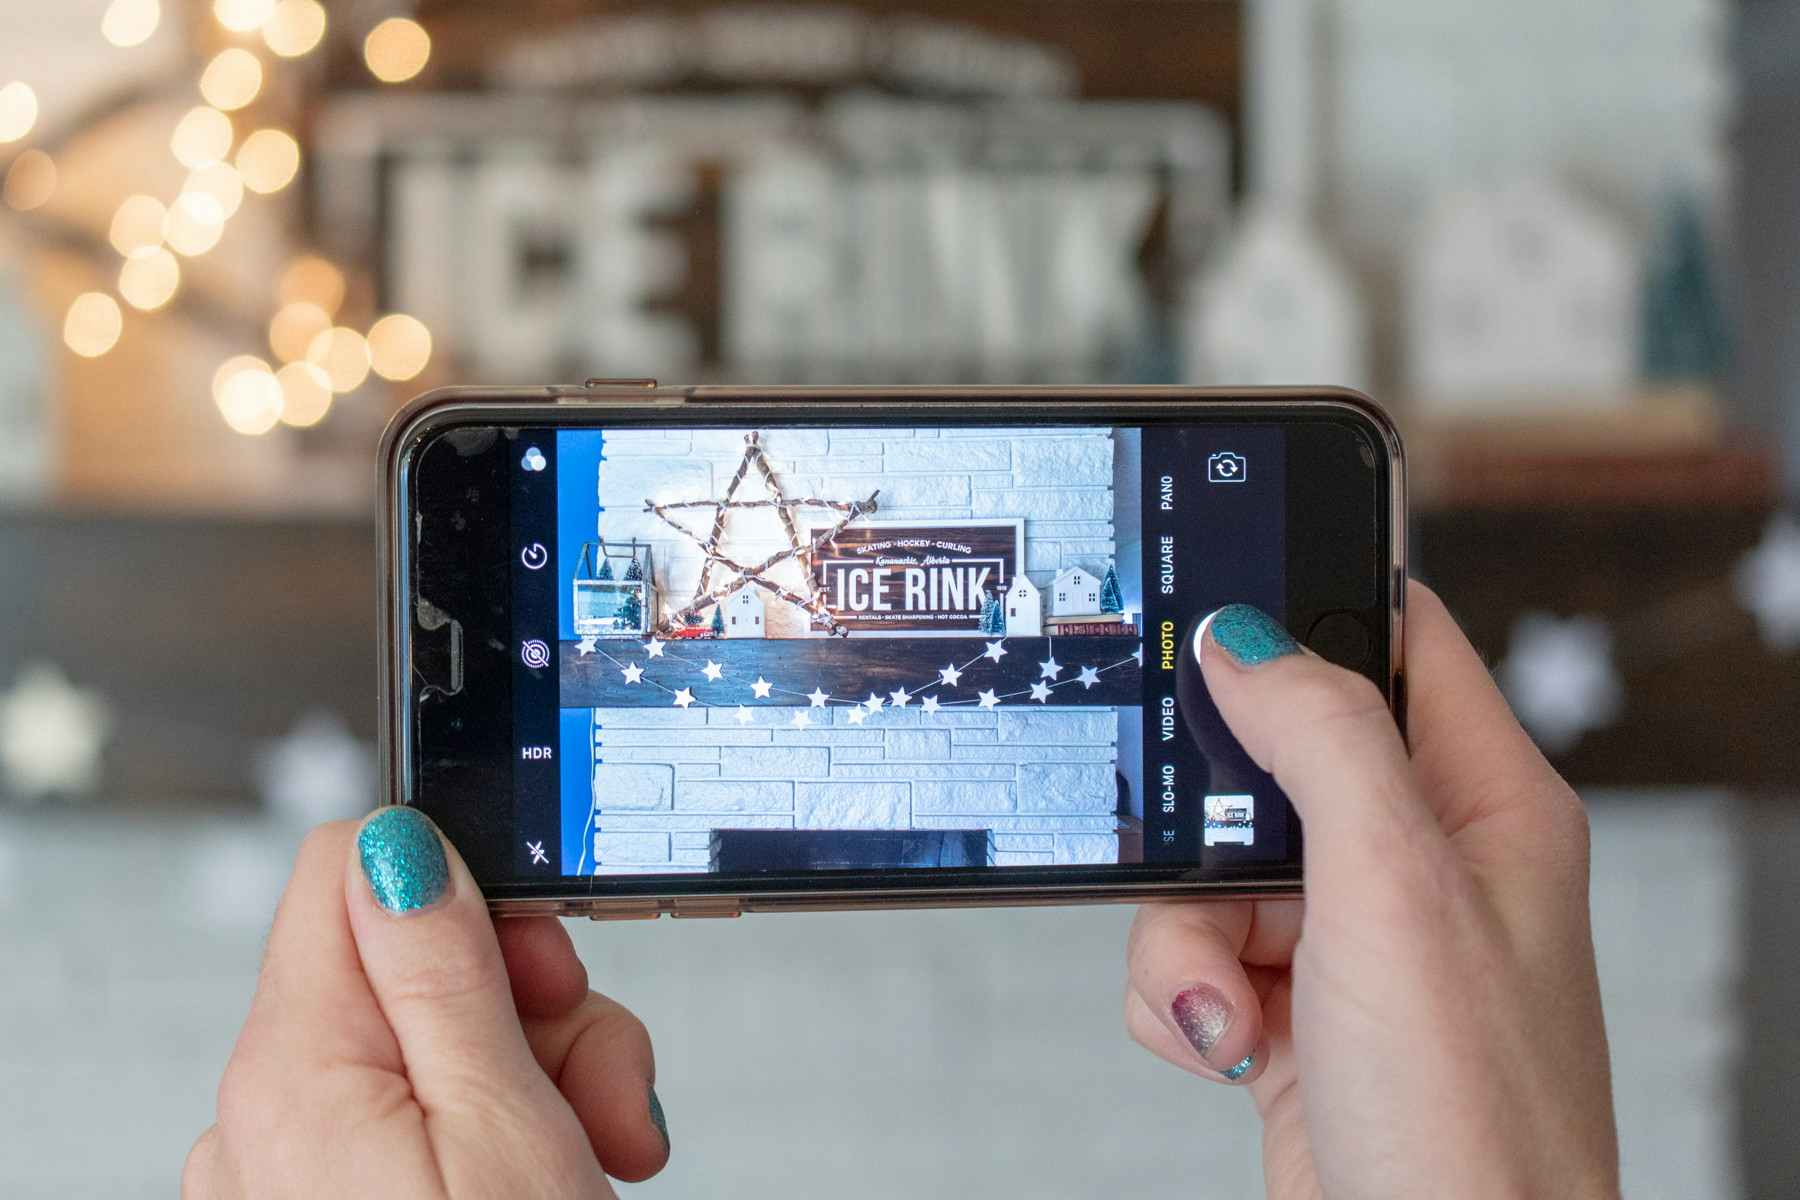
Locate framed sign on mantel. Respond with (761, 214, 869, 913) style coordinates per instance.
(809, 519, 1024, 635)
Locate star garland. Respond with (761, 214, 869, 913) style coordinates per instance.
(576, 634, 1144, 717)
(643, 432, 879, 636)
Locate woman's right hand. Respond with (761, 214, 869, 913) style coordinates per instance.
(1125, 583, 1619, 1198)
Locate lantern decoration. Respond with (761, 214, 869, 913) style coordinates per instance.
(573, 540, 656, 636)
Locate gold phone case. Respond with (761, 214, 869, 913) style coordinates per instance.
(378, 382, 1407, 919)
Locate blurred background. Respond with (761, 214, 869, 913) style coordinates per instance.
(1, 0, 1796, 1195)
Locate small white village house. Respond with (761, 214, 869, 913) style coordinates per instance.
(1004, 574, 1042, 637)
(1406, 178, 1637, 413)
(1049, 566, 1101, 617)
(720, 586, 766, 637)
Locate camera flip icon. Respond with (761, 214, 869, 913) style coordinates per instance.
(1207, 450, 1247, 484)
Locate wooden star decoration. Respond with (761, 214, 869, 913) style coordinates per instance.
(644, 432, 878, 636)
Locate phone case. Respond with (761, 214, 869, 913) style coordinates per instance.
(377, 382, 1408, 919)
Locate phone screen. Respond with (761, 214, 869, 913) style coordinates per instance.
(495, 420, 1297, 882)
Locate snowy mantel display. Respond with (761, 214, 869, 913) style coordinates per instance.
(574, 424, 1143, 874)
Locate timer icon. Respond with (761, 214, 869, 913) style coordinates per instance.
(520, 542, 548, 571)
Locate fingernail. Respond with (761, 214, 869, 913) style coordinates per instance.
(1222, 1052, 1255, 1081)
(358, 807, 449, 914)
(1205, 604, 1299, 667)
(1170, 984, 1234, 1062)
(648, 1083, 670, 1154)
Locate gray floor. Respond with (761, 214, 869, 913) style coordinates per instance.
(0, 793, 1744, 1198)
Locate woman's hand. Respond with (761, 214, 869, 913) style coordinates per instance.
(184, 808, 669, 1198)
(1126, 583, 1618, 1198)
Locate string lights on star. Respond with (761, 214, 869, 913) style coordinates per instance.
(644, 433, 879, 636)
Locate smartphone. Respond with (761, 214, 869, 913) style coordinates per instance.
(378, 384, 1405, 917)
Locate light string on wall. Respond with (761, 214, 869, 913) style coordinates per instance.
(0, 0, 438, 436)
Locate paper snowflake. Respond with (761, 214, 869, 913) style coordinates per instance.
(1498, 613, 1623, 753)
(1736, 514, 1800, 651)
(0, 662, 110, 803)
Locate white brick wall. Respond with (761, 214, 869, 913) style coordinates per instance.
(591, 706, 1122, 870)
(597, 426, 1117, 637)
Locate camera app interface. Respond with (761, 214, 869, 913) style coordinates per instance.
(505, 423, 1290, 879)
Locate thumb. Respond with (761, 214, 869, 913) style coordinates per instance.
(1190, 605, 1452, 906)
(347, 806, 547, 1109)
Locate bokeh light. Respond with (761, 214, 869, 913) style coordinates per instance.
(213, 0, 275, 34)
(184, 161, 245, 221)
(267, 300, 330, 362)
(199, 48, 263, 112)
(262, 0, 326, 57)
(2, 149, 56, 211)
(276, 361, 333, 427)
(118, 247, 181, 311)
(64, 293, 123, 358)
(0, 82, 38, 143)
(363, 18, 430, 83)
(305, 326, 371, 393)
(235, 128, 299, 193)
(367, 313, 432, 381)
(162, 192, 226, 257)
(101, 0, 161, 48)
(212, 353, 268, 397)
(216, 363, 285, 435)
(277, 255, 345, 315)
(109, 195, 166, 258)
(170, 106, 233, 170)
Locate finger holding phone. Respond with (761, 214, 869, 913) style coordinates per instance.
(182, 813, 670, 1198)
(1126, 582, 1619, 1197)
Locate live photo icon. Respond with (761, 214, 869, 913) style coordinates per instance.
(1203, 794, 1255, 847)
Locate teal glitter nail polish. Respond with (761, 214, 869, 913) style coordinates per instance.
(648, 1083, 670, 1154)
(1208, 605, 1299, 667)
(358, 807, 449, 913)
(1222, 1053, 1255, 1081)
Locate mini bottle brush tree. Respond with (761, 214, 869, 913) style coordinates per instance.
(615, 588, 642, 633)
(710, 606, 726, 636)
(1099, 563, 1123, 614)
(979, 590, 1005, 635)
(574, 541, 654, 636)
(1641, 193, 1729, 384)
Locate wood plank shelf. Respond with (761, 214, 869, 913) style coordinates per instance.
(557, 635, 1144, 708)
